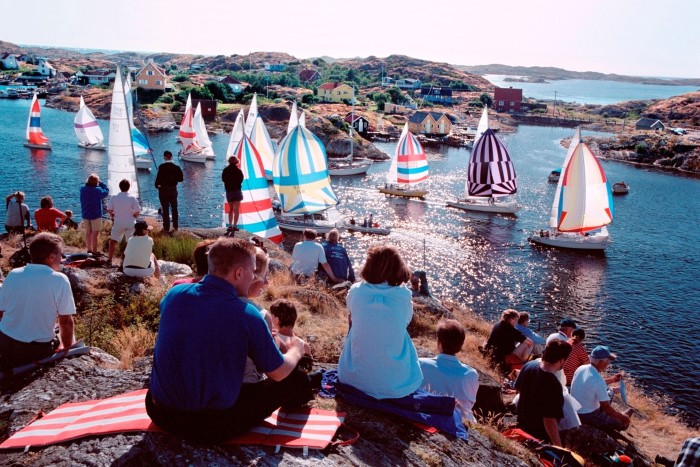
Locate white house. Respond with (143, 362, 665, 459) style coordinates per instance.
(218, 76, 244, 94)
(396, 78, 421, 89)
(37, 59, 57, 77)
(75, 69, 116, 85)
(0, 53, 19, 70)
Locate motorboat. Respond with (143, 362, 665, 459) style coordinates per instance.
(612, 181, 629, 195)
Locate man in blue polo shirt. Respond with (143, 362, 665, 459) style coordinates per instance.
(146, 238, 313, 443)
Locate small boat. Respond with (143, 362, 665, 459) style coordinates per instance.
(245, 93, 275, 180)
(446, 107, 519, 214)
(177, 94, 206, 163)
(377, 124, 429, 199)
(6, 89, 20, 99)
(530, 128, 614, 251)
(548, 169, 561, 183)
(343, 219, 390, 236)
(329, 158, 372, 176)
(193, 102, 215, 159)
(23, 93, 52, 149)
(74, 96, 106, 150)
(612, 181, 629, 195)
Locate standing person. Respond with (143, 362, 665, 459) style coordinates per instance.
(410, 270, 432, 298)
(34, 196, 67, 233)
(0, 233, 76, 370)
(4, 191, 31, 233)
(79, 174, 109, 257)
(321, 229, 355, 283)
(290, 229, 340, 283)
(106, 179, 141, 264)
(337, 244, 422, 399)
(222, 156, 244, 232)
(145, 238, 313, 443)
(154, 150, 184, 234)
(122, 220, 160, 279)
(547, 318, 577, 344)
(563, 328, 589, 386)
(514, 340, 572, 446)
(485, 309, 534, 372)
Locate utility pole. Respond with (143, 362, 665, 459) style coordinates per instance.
(553, 91, 557, 117)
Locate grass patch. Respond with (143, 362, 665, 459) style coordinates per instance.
(109, 325, 156, 369)
(152, 234, 199, 265)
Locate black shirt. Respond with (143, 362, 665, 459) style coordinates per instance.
(222, 165, 244, 192)
(155, 161, 184, 190)
(514, 360, 564, 442)
(485, 321, 526, 365)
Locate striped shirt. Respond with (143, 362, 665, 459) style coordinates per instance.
(563, 341, 589, 386)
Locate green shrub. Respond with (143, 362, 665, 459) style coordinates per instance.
(152, 234, 199, 265)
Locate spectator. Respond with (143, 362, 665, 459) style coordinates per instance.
(122, 220, 160, 279)
(34, 195, 66, 233)
(269, 299, 310, 356)
(154, 150, 184, 234)
(222, 156, 244, 232)
(337, 244, 422, 399)
(546, 318, 577, 344)
(485, 309, 534, 372)
(515, 312, 547, 356)
(563, 328, 589, 386)
(172, 239, 215, 286)
(0, 233, 75, 370)
(410, 270, 432, 298)
(419, 319, 479, 422)
(146, 238, 313, 443)
(290, 229, 339, 283)
(62, 210, 79, 230)
(675, 437, 700, 467)
(79, 174, 109, 257)
(106, 179, 140, 264)
(320, 229, 355, 283)
(5, 191, 31, 233)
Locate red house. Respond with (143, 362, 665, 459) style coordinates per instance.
(494, 87, 523, 113)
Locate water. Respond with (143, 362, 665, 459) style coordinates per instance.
(484, 74, 699, 105)
(1, 98, 699, 426)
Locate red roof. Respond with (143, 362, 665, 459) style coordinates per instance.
(494, 87, 523, 102)
(318, 82, 340, 90)
(299, 69, 320, 82)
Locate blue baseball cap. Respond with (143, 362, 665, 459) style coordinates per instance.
(591, 345, 617, 360)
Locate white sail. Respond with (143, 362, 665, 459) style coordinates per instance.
(549, 127, 581, 228)
(193, 102, 214, 150)
(385, 124, 407, 184)
(299, 110, 306, 128)
(74, 96, 104, 146)
(287, 101, 299, 134)
(475, 106, 488, 142)
(226, 110, 246, 157)
(245, 93, 259, 137)
(107, 68, 139, 198)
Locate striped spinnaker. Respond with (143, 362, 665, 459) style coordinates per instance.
(387, 124, 428, 185)
(466, 128, 517, 198)
(26, 93, 50, 145)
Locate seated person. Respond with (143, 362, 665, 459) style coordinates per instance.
(410, 270, 433, 298)
(269, 299, 311, 356)
(320, 229, 355, 283)
(570, 345, 631, 431)
(0, 233, 75, 370)
(62, 210, 79, 230)
(514, 312, 547, 356)
(172, 239, 215, 286)
(419, 319, 479, 422)
(563, 328, 589, 386)
(547, 318, 577, 344)
(34, 196, 67, 233)
(5, 191, 31, 234)
(122, 220, 160, 278)
(485, 309, 534, 372)
(290, 229, 339, 283)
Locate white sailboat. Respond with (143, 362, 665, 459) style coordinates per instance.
(377, 124, 429, 198)
(74, 96, 106, 150)
(245, 93, 275, 179)
(177, 94, 206, 163)
(530, 128, 614, 251)
(225, 110, 246, 158)
(329, 103, 372, 176)
(107, 67, 140, 199)
(446, 107, 519, 214)
(193, 102, 215, 159)
(287, 101, 299, 135)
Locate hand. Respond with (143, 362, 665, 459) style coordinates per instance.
(287, 335, 306, 357)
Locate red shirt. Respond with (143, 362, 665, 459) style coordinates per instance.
(34, 207, 67, 232)
(563, 341, 590, 386)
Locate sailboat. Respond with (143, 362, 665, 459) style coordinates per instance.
(446, 108, 519, 214)
(123, 74, 153, 170)
(225, 110, 246, 158)
(377, 124, 428, 198)
(23, 93, 52, 149)
(74, 96, 105, 150)
(245, 93, 275, 180)
(273, 123, 341, 233)
(177, 94, 206, 163)
(107, 67, 140, 199)
(287, 101, 299, 135)
(193, 102, 215, 159)
(530, 128, 614, 251)
(329, 102, 372, 176)
(222, 133, 283, 242)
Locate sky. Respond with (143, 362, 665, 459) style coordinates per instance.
(3, 0, 699, 78)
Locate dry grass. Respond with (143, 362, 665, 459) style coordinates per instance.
(109, 325, 156, 370)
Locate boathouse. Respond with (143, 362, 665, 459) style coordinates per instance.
(635, 117, 666, 131)
(344, 113, 370, 134)
(494, 87, 523, 113)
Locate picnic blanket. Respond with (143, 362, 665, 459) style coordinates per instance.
(0, 389, 346, 451)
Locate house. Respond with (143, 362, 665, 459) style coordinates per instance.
(420, 87, 453, 104)
(135, 60, 168, 91)
(0, 53, 19, 70)
(343, 113, 370, 134)
(37, 59, 56, 78)
(384, 102, 416, 114)
(381, 77, 394, 87)
(15, 53, 33, 63)
(192, 99, 217, 119)
(317, 82, 355, 103)
(76, 69, 116, 85)
(494, 87, 523, 113)
(264, 62, 286, 72)
(408, 111, 452, 135)
(396, 78, 422, 89)
(218, 76, 243, 94)
(635, 117, 666, 131)
(299, 69, 320, 83)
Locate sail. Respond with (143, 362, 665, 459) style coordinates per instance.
(465, 128, 517, 198)
(178, 94, 192, 144)
(223, 134, 283, 243)
(178, 104, 202, 155)
(475, 106, 488, 142)
(226, 110, 246, 157)
(74, 96, 104, 146)
(549, 127, 581, 228)
(107, 68, 139, 197)
(386, 124, 428, 185)
(245, 93, 259, 137)
(123, 73, 134, 123)
(193, 102, 213, 149)
(556, 142, 613, 233)
(26, 93, 50, 145)
(273, 125, 338, 215)
(131, 127, 151, 156)
(299, 110, 306, 128)
(287, 101, 299, 134)
(248, 114, 275, 178)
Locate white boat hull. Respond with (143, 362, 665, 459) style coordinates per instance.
(202, 146, 215, 160)
(135, 157, 152, 170)
(447, 198, 519, 214)
(378, 185, 428, 199)
(329, 162, 371, 176)
(612, 183, 629, 194)
(529, 231, 610, 251)
(344, 221, 390, 236)
(179, 151, 207, 164)
(276, 216, 340, 234)
(24, 142, 52, 150)
(78, 142, 106, 151)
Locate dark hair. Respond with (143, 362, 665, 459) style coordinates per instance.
(86, 173, 99, 187)
(119, 179, 131, 192)
(437, 319, 465, 355)
(270, 299, 297, 328)
(192, 239, 216, 276)
(543, 340, 572, 364)
(207, 238, 256, 277)
(228, 156, 240, 166)
(360, 244, 411, 286)
(572, 328, 586, 340)
(517, 312, 530, 325)
(501, 309, 520, 322)
(29, 232, 62, 263)
(303, 228, 317, 240)
(164, 150, 173, 159)
(40, 195, 53, 209)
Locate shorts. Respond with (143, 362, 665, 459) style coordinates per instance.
(82, 218, 103, 233)
(226, 190, 243, 202)
(110, 220, 135, 242)
(123, 260, 155, 278)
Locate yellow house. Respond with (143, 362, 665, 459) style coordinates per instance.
(135, 60, 168, 91)
(407, 111, 452, 135)
(318, 82, 355, 103)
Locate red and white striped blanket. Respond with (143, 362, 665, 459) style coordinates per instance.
(0, 389, 346, 450)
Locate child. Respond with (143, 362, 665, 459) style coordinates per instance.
(419, 319, 479, 422)
(62, 210, 79, 230)
(269, 299, 311, 358)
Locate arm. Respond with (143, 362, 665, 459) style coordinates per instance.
(265, 335, 305, 381)
(543, 417, 562, 446)
(57, 315, 74, 350)
(23, 206, 31, 227)
(599, 401, 631, 428)
(321, 262, 340, 283)
(604, 372, 623, 385)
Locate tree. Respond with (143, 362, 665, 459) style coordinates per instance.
(387, 88, 408, 105)
(480, 93, 493, 107)
(205, 81, 234, 103)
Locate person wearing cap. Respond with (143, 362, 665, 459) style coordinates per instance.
(570, 345, 631, 431)
(546, 318, 577, 344)
(106, 179, 141, 264)
(122, 220, 160, 279)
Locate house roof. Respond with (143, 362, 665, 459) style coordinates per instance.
(219, 76, 241, 84)
(635, 117, 664, 128)
(494, 87, 523, 101)
(299, 69, 320, 82)
(83, 69, 115, 77)
(137, 60, 166, 78)
(0, 53, 14, 60)
(318, 82, 340, 90)
(408, 111, 447, 124)
(344, 113, 369, 123)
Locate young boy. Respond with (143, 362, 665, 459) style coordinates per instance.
(269, 299, 311, 357)
(419, 319, 480, 422)
(62, 210, 79, 230)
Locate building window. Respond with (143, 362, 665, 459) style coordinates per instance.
(139, 79, 148, 85)
(147, 70, 154, 76)
(499, 100, 504, 106)
(156, 80, 162, 85)
(510, 101, 514, 106)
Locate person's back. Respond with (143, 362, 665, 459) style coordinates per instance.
(108, 191, 140, 223)
(321, 230, 355, 282)
(563, 329, 589, 386)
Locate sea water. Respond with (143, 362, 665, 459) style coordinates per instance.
(0, 97, 698, 426)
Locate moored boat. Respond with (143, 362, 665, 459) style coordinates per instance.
(548, 168, 561, 183)
(343, 219, 390, 236)
(177, 94, 206, 163)
(74, 96, 106, 151)
(612, 181, 629, 194)
(23, 93, 52, 149)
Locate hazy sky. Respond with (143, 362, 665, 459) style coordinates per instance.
(3, 0, 699, 78)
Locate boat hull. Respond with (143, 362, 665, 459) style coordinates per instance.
(447, 199, 519, 214)
(24, 142, 52, 150)
(78, 142, 106, 151)
(329, 163, 371, 176)
(377, 185, 427, 199)
(179, 151, 207, 164)
(612, 183, 629, 195)
(276, 216, 340, 234)
(529, 232, 610, 251)
(344, 221, 390, 236)
(135, 157, 152, 170)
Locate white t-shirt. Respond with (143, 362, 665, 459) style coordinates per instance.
(546, 331, 568, 344)
(107, 192, 140, 223)
(124, 235, 154, 269)
(0, 264, 76, 343)
(419, 354, 479, 422)
(290, 241, 327, 276)
(570, 364, 610, 414)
